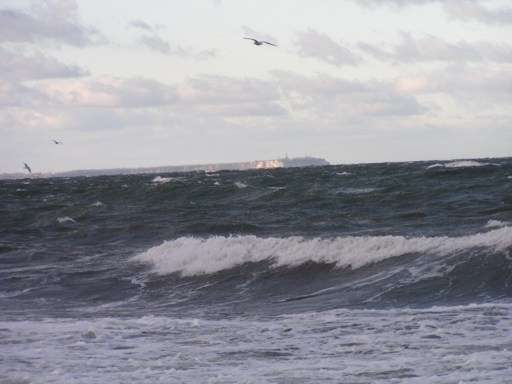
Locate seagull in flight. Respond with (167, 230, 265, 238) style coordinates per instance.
(243, 37, 277, 47)
(23, 162, 32, 173)
(52, 139, 62, 145)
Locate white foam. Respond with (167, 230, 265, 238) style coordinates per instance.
(234, 181, 248, 189)
(2, 302, 511, 384)
(151, 176, 174, 184)
(485, 220, 508, 229)
(445, 160, 490, 168)
(57, 216, 76, 224)
(336, 172, 352, 176)
(131, 227, 512, 277)
(428, 160, 493, 169)
(91, 201, 104, 207)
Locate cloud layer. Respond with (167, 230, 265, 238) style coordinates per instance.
(295, 29, 360, 66)
(1, 0, 510, 173)
(0, 0, 97, 45)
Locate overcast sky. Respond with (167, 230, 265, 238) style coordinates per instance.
(1, 0, 511, 173)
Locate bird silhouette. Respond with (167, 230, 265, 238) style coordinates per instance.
(23, 162, 32, 173)
(52, 139, 62, 144)
(243, 37, 277, 47)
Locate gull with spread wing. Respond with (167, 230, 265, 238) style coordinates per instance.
(243, 37, 277, 47)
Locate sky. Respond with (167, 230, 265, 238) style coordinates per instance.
(1, 0, 511, 173)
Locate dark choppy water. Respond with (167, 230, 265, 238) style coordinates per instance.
(1, 158, 512, 383)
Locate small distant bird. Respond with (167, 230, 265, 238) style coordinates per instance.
(52, 139, 62, 144)
(243, 37, 277, 47)
(23, 162, 32, 173)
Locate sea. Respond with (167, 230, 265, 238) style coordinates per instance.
(1, 158, 512, 383)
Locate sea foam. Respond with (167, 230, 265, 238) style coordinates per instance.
(427, 160, 493, 169)
(234, 181, 248, 189)
(485, 220, 509, 229)
(151, 176, 174, 184)
(57, 216, 76, 224)
(131, 227, 512, 277)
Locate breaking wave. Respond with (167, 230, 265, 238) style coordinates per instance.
(485, 220, 509, 229)
(131, 227, 512, 277)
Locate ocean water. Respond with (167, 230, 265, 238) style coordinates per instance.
(1, 158, 512, 383)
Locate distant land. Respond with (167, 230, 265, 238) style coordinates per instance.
(0, 157, 330, 180)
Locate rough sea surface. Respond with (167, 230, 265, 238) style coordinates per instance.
(1, 158, 512, 383)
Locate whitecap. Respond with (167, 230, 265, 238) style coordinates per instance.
(131, 227, 512, 277)
(485, 220, 508, 229)
(91, 201, 104, 207)
(57, 216, 76, 224)
(428, 160, 493, 169)
(426, 163, 444, 169)
(234, 181, 248, 189)
(151, 176, 174, 184)
(445, 160, 490, 168)
(336, 172, 352, 176)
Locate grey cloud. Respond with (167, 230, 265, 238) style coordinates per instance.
(33, 75, 284, 118)
(138, 35, 172, 54)
(359, 33, 512, 63)
(195, 102, 287, 117)
(183, 75, 280, 104)
(359, 0, 439, 6)
(129, 19, 154, 32)
(419, 65, 512, 98)
(179, 75, 285, 117)
(295, 29, 361, 67)
(443, 1, 512, 24)
(104, 78, 179, 108)
(0, 0, 98, 46)
(138, 35, 216, 59)
(63, 108, 157, 132)
(358, 0, 512, 24)
(393, 65, 512, 119)
(130, 20, 216, 60)
(0, 47, 87, 81)
(273, 71, 425, 118)
(38, 77, 179, 108)
(0, 80, 44, 107)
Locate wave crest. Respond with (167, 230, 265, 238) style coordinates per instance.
(151, 176, 174, 184)
(427, 160, 495, 169)
(131, 227, 512, 277)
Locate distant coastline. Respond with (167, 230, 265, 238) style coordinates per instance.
(0, 156, 330, 180)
